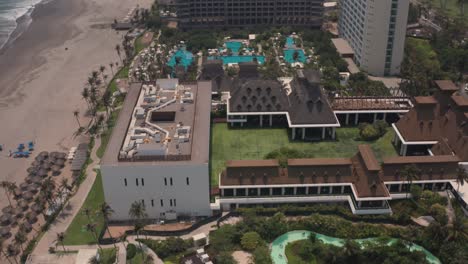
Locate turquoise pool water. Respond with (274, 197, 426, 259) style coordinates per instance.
(167, 48, 194, 69)
(208, 55, 265, 65)
(270, 230, 441, 264)
(225, 41, 243, 53)
(283, 49, 306, 63)
(286, 36, 295, 48)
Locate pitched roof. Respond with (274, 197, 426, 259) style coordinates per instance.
(358, 145, 380, 171)
(415, 96, 437, 104)
(288, 158, 352, 166)
(434, 80, 458, 92)
(226, 160, 279, 167)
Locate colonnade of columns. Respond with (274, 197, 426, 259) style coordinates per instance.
(343, 112, 387, 125)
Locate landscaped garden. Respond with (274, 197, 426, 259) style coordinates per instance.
(210, 123, 398, 185)
(63, 172, 105, 245)
(209, 209, 468, 264)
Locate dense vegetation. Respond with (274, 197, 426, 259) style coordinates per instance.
(358, 121, 388, 141)
(401, 18, 468, 96)
(138, 237, 193, 260)
(210, 209, 467, 264)
(286, 234, 428, 264)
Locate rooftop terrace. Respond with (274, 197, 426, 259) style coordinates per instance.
(101, 80, 211, 165)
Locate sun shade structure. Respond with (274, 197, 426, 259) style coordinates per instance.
(0, 226, 11, 237)
(0, 214, 12, 225)
(1, 206, 13, 214)
(22, 191, 34, 201)
(18, 200, 29, 209)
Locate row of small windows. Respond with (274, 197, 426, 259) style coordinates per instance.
(123, 177, 190, 186)
(144, 199, 177, 207)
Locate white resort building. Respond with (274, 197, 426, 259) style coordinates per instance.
(100, 80, 213, 221)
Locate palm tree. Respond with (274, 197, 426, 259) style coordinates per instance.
(82, 87, 91, 110)
(144, 254, 154, 264)
(13, 231, 26, 252)
(56, 232, 67, 252)
(88, 255, 99, 264)
(83, 207, 92, 222)
(455, 167, 468, 192)
(100, 202, 117, 250)
(6, 245, 19, 264)
(119, 233, 128, 250)
(446, 212, 467, 241)
(109, 62, 114, 76)
(115, 44, 122, 63)
(128, 200, 147, 255)
(293, 50, 299, 61)
(60, 178, 72, 194)
(0, 239, 14, 264)
(0, 181, 14, 207)
(99, 65, 106, 81)
(400, 164, 420, 198)
(73, 110, 81, 128)
(41, 178, 56, 207)
(85, 223, 103, 251)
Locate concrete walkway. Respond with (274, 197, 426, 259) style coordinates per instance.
(27, 137, 102, 264)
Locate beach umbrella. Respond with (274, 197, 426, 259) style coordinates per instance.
(7, 244, 19, 257)
(22, 191, 34, 201)
(19, 182, 29, 191)
(25, 176, 33, 184)
(1, 206, 13, 214)
(21, 222, 32, 233)
(31, 204, 43, 213)
(31, 161, 41, 167)
(27, 185, 38, 194)
(35, 155, 45, 162)
(17, 200, 29, 209)
(11, 207, 23, 219)
(54, 159, 65, 167)
(38, 151, 48, 158)
(26, 212, 38, 224)
(50, 151, 60, 158)
(31, 176, 42, 184)
(56, 152, 67, 159)
(41, 164, 51, 172)
(37, 169, 48, 177)
(27, 167, 37, 174)
(13, 189, 22, 199)
(0, 227, 11, 238)
(0, 214, 12, 226)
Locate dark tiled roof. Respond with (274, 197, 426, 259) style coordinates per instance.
(434, 80, 458, 92)
(415, 96, 437, 104)
(358, 145, 381, 171)
(238, 62, 260, 79)
(288, 158, 352, 166)
(382, 155, 459, 182)
(228, 69, 338, 126)
(451, 94, 468, 107)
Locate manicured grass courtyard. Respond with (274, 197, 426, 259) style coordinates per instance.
(64, 172, 105, 245)
(210, 124, 398, 186)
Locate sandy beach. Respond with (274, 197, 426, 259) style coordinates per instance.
(0, 0, 152, 207)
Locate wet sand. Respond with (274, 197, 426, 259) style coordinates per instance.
(0, 0, 152, 206)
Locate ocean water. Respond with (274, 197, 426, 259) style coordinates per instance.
(0, 0, 44, 49)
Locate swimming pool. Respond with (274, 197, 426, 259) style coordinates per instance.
(167, 48, 194, 69)
(286, 36, 295, 48)
(270, 230, 441, 264)
(283, 49, 306, 63)
(225, 41, 243, 54)
(208, 55, 265, 65)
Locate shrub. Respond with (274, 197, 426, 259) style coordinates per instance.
(411, 185, 423, 201)
(359, 121, 388, 141)
(241, 231, 262, 251)
(126, 243, 137, 260)
(252, 245, 273, 264)
(214, 251, 236, 264)
(429, 203, 448, 225)
(138, 237, 192, 259)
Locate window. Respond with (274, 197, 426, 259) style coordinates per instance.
(151, 199, 154, 207)
(136, 178, 139, 186)
(141, 199, 145, 206)
(170, 177, 173, 186)
(186, 177, 190, 185)
(174, 199, 176, 207)
(124, 178, 127, 186)
(170, 199, 173, 206)
(164, 178, 167, 186)
(160, 199, 164, 207)
(141, 178, 145, 186)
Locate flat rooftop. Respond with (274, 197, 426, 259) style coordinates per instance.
(101, 80, 212, 165)
(331, 38, 354, 56)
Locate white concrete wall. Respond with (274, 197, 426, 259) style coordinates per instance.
(101, 163, 211, 221)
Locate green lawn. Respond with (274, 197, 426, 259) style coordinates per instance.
(430, 0, 468, 18)
(210, 124, 398, 186)
(97, 109, 121, 159)
(64, 172, 105, 245)
(109, 65, 130, 93)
